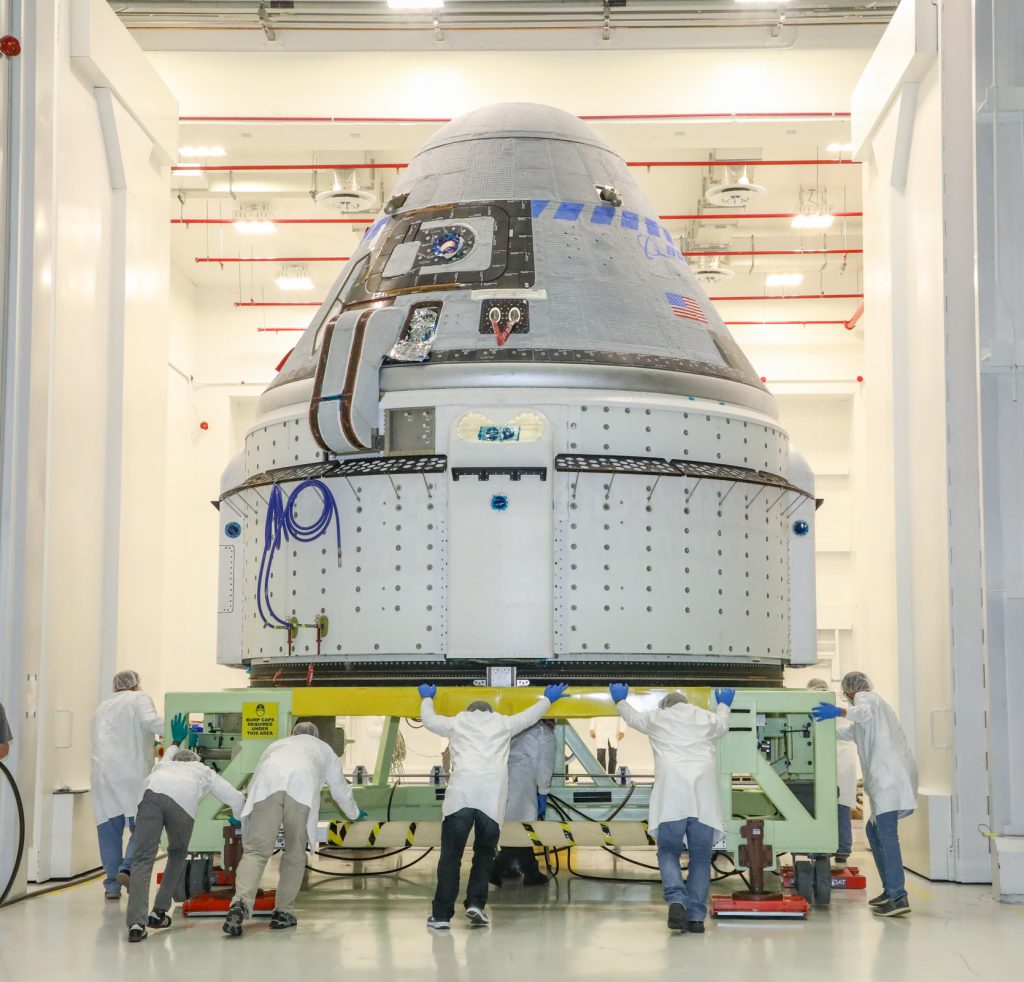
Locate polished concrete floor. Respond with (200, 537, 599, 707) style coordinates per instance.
(1, 847, 1020, 982)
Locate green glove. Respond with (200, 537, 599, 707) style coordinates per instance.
(170, 713, 189, 744)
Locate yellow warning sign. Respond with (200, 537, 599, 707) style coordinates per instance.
(242, 701, 279, 739)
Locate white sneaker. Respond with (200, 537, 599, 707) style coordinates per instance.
(465, 906, 490, 926)
(426, 917, 450, 930)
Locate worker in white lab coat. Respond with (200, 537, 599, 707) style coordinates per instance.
(611, 683, 733, 933)
(419, 683, 568, 929)
(590, 714, 625, 774)
(223, 721, 363, 937)
(807, 678, 859, 863)
(125, 712, 245, 943)
(812, 671, 918, 918)
(491, 719, 556, 887)
(90, 670, 165, 900)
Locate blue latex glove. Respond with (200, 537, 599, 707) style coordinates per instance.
(812, 702, 843, 722)
(357, 809, 368, 820)
(537, 794, 548, 819)
(187, 723, 202, 749)
(543, 683, 569, 704)
(170, 713, 189, 744)
(715, 687, 736, 708)
(227, 815, 241, 827)
(609, 682, 629, 704)
(418, 683, 437, 699)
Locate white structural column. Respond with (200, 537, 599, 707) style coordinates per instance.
(853, 0, 991, 885)
(974, 0, 1024, 901)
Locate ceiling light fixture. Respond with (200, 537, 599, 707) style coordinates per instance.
(791, 213, 835, 230)
(387, 0, 444, 10)
(826, 142, 855, 152)
(234, 203, 276, 235)
(276, 264, 314, 291)
(765, 273, 804, 287)
(179, 145, 227, 157)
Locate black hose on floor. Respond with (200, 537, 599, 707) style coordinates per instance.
(0, 761, 26, 905)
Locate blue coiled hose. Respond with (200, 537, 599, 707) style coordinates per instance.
(257, 480, 341, 629)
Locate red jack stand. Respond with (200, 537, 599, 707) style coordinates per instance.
(179, 825, 275, 918)
(712, 819, 810, 921)
(781, 865, 867, 891)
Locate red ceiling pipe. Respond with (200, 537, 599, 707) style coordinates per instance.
(203, 250, 858, 263)
(258, 327, 307, 333)
(195, 256, 350, 263)
(173, 213, 863, 226)
(173, 217, 374, 225)
(683, 249, 863, 257)
(235, 301, 321, 307)
(711, 293, 864, 301)
(663, 211, 862, 221)
(726, 320, 853, 326)
(180, 111, 851, 124)
(172, 158, 859, 174)
(844, 302, 865, 330)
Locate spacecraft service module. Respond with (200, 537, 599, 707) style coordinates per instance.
(215, 103, 817, 689)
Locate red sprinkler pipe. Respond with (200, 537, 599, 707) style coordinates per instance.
(195, 256, 349, 263)
(173, 217, 373, 225)
(236, 301, 321, 307)
(682, 249, 862, 257)
(844, 302, 865, 331)
(710, 293, 863, 301)
(725, 320, 852, 326)
(174, 212, 862, 227)
(258, 327, 307, 333)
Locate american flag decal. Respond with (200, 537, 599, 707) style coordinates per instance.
(665, 292, 709, 324)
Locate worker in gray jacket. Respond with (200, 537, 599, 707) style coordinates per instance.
(491, 719, 556, 887)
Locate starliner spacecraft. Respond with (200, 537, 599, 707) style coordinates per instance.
(216, 103, 817, 688)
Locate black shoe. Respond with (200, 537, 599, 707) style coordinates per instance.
(223, 902, 246, 937)
(687, 921, 705, 934)
(834, 854, 850, 866)
(868, 892, 889, 907)
(667, 902, 686, 931)
(873, 895, 911, 917)
(147, 909, 172, 929)
(522, 871, 550, 887)
(128, 925, 147, 943)
(465, 906, 490, 926)
(269, 910, 298, 930)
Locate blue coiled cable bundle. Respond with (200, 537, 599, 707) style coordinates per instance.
(257, 480, 341, 629)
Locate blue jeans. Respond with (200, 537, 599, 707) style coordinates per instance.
(656, 818, 716, 922)
(837, 804, 853, 857)
(97, 815, 136, 893)
(865, 810, 906, 901)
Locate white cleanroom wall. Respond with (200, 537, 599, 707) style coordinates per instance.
(0, 0, 178, 894)
(853, 0, 989, 885)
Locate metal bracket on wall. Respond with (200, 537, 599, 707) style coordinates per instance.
(451, 467, 547, 482)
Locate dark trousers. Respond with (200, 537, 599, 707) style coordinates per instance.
(596, 744, 618, 775)
(432, 807, 500, 921)
(493, 845, 541, 880)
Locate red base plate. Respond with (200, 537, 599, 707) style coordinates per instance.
(712, 895, 810, 919)
(182, 890, 276, 918)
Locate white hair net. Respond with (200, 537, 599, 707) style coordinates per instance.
(806, 678, 830, 692)
(173, 749, 201, 763)
(466, 701, 494, 713)
(113, 670, 141, 691)
(659, 691, 689, 709)
(292, 721, 320, 738)
(841, 671, 872, 696)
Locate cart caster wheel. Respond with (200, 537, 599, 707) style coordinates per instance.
(793, 859, 814, 905)
(813, 855, 832, 907)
